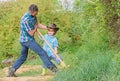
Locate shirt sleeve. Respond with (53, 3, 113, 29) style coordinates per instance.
(35, 16, 38, 23)
(54, 38, 58, 47)
(24, 19, 33, 32)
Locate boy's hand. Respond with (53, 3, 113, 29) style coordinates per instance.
(54, 47, 58, 55)
(54, 51, 58, 55)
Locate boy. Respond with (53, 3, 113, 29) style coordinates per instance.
(37, 23, 62, 75)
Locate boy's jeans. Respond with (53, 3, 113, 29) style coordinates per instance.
(49, 54, 63, 65)
(43, 54, 63, 68)
(12, 39, 55, 70)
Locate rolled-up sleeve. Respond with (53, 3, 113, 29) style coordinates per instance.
(54, 38, 58, 47)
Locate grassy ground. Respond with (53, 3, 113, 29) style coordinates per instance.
(51, 45, 120, 81)
(0, 0, 120, 81)
(21, 44, 120, 81)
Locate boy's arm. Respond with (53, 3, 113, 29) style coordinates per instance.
(54, 47, 58, 54)
(54, 38, 59, 54)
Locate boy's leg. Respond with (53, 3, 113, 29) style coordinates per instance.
(51, 54, 63, 65)
(51, 55, 65, 68)
(27, 40, 58, 72)
(8, 42, 29, 77)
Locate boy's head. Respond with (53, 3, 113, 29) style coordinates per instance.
(47, 23, 59, 35)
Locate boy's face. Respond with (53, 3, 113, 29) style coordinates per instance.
(48, 29, 55, 36)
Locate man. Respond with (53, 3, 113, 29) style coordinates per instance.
(7, 4, 57, 77)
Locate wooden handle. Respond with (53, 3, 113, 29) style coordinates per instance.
(37, 30, 66, 67)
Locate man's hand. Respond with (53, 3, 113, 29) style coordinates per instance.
(28, 25, 38, 36)
(34, 24, 38, 31)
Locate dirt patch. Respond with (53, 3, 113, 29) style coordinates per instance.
(0, 76, 53, 81)
(0, 65, 53, 81)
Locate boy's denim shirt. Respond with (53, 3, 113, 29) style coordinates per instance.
(40, 34, 58, 57)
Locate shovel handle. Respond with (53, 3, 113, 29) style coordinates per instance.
(37, 30, 66, 67)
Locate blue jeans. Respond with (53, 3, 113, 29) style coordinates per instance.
(12, 39, 55, 70)
(49, 54, 63, 65)
(43, 54, 63, 68)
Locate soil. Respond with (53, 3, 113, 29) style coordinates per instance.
(0, 65, 54, 81)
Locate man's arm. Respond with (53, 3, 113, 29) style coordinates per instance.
(36, 23, 47, 30)
(28, 22, 46, 36)
(28, 26, 37, 36)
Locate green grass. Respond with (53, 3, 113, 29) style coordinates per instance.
(0, 0, 119, 81)
(52, 48, 120, 81)
(25, 55, 42, 65)
(18, 70, 41, 77)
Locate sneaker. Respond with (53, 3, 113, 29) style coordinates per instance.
(48, 66, 58, 74)
(59, 62, 66, 68)
(41, 68, 47, 76)
(7, 66, 17, 77)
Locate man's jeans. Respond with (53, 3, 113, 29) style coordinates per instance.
(12, 39, 55, 70)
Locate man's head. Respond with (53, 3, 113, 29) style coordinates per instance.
(29, 4, 38, 17)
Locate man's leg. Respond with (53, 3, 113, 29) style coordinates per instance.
(7, 42, 29, 77)
(27, 40, 58, 72)
(12, 42, 29, 69)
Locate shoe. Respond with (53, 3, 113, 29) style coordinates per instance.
(59, 62, 66, 68)
(7, 66, 17, 77)
(41, 68, 47, 76)
(48, 66, 58, 74)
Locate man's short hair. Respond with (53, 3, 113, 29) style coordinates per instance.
(29, 4, 38, 12)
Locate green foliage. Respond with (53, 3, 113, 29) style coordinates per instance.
(0, 0, 81, 64)
(18, 70, 40, 77)
(52, 0, 120, 81)
(0, 0, 120, 81)
(53, 49, 120, 81)
(112, 51, 120, 65)
(102, 0, 120, 46)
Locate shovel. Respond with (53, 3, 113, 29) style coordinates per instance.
(37, 30, 66, 68)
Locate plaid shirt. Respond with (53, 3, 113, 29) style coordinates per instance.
(19, 12, 37, 42)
